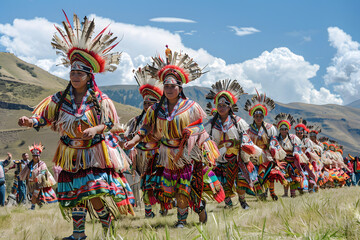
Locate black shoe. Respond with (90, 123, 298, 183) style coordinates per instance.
(62, 235, 87, 240)
(174, 221, 186, 228)
(239, 199, 250, 210)
(271, 194, 278, 201)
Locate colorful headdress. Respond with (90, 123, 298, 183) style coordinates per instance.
(337, 145, 343, 155)
(328, 140, 337, 152)
(51, 11, 121, 74)
(244, 90, 275, 116)
(205, 102, 218, 117)
(205, 79, 244, 112)
(308, 125, 322, 135)
(319, 136, 329, 150)
(294, 118, 308, 132)
(274, 113, 295, 130)
(29, 143, 44, 156)
(134, 67, 163, 102)
(147, 50, 203, 85)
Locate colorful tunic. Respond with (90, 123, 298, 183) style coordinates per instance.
(277, 134, 306, 189)
(138, 97, 223, 210)
(30, 87, 134, 219)
(19, 160, 57, 204)
(205, 115, 262, 197)
(246, 122, 286, 187)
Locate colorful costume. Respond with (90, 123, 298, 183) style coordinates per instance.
(244, 92, 286, 200)
(205, 79, 262, 209)
(19, 144, 57, 208)
(275, 113, 307, 197)
(124, 66, 164, 217)
(294, 118, 319, 192)
(7, 156, 29, 205)
(28, 12, 134, 238)
(140, 51, 224, 226)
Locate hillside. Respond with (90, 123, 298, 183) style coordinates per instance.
(101, 85, 360, 156)
(347, 99, 360, 108)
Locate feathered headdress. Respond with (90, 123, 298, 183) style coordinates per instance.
(205, 79, 244, 112)
(244, 90, 275, 116)
(29, 143, 44, 156)
(134, 67, 163, 102)
(274, 113, 295, 130)
(147, 49, 204, 85)
(307, 125, 322, 135)
(51, 10, 121, 74)
(294, 117, 308, 132)
(337, 145, 343, 155)
(205, 102, 218, 117)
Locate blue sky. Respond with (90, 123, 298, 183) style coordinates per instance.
(0, 0, 359, 105)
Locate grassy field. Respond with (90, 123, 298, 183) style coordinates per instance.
(0, 185, 359, 240)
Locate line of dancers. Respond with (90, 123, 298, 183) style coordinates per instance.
(14, 12, 356, 240)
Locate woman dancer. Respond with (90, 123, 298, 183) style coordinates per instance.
(20, 143, 57, 209)
(125, 51, 224, 227)
(244, 91, 286, 201)
(18, 12, 134, 239)
(205, 79, 262, 209)
(124, 66, 164, 217)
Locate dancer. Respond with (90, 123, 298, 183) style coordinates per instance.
(125, 51, 224, 227)
(18, 12, 134, 239)
(274, 113, 307, 198)
(124, 66, 164, 217)
(19, 143, 57, 209)
(6, 152, 30, 205)
(294, 118, 318, 192)
(244, 91, 286, 201)
(205, 79, 262, 209)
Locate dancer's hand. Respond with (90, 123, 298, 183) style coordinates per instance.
(82, 127, 98, 139)
(18, 116, 33, 127)
(124, 140, 136, 150)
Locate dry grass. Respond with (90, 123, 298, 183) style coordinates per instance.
(1, 185, 360, 240)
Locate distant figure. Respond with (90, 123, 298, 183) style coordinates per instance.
(6, 152, 30, 205)
(165, 45, 172, 64)
(0, 153, 11, 206)
(19, 143, 57, 210)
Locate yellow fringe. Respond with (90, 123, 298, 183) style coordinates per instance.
(32, 95, 52, 115)
(101, 141, 111, 167)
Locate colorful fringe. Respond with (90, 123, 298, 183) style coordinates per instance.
(38, 187, 58, 204)
(57, 167, 135, 220)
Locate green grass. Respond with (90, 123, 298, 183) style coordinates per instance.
(1, 186, 360, 239)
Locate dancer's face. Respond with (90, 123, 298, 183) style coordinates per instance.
(217, 103, 230, 117)
(143, 100, 155, 111)
(70, 70, 90, 91)
(296, 130, 304, 139)
(280, 127, 288, 138)
(22, 153, 29, 160)
(253, 113, 264, 125)
(164, 84, 181, 101)
(32, 155, 40, 163)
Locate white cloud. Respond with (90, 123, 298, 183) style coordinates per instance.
(149, 17, 196, 23)
(0, 15, 343, 105)
(324, 27, 360, 104)
(303, 36, 311, 42)
(228, 26, 260, 36)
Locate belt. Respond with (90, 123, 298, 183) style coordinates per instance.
(60, 134, 104, 149)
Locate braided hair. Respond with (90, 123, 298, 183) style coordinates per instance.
(52, 82, 71, 131)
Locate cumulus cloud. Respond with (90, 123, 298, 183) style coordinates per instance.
(149, 17, 196, 23)
(0, 15, 343, 105)
(324, 27, 360, 104)
(228, 26, 260, 36)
